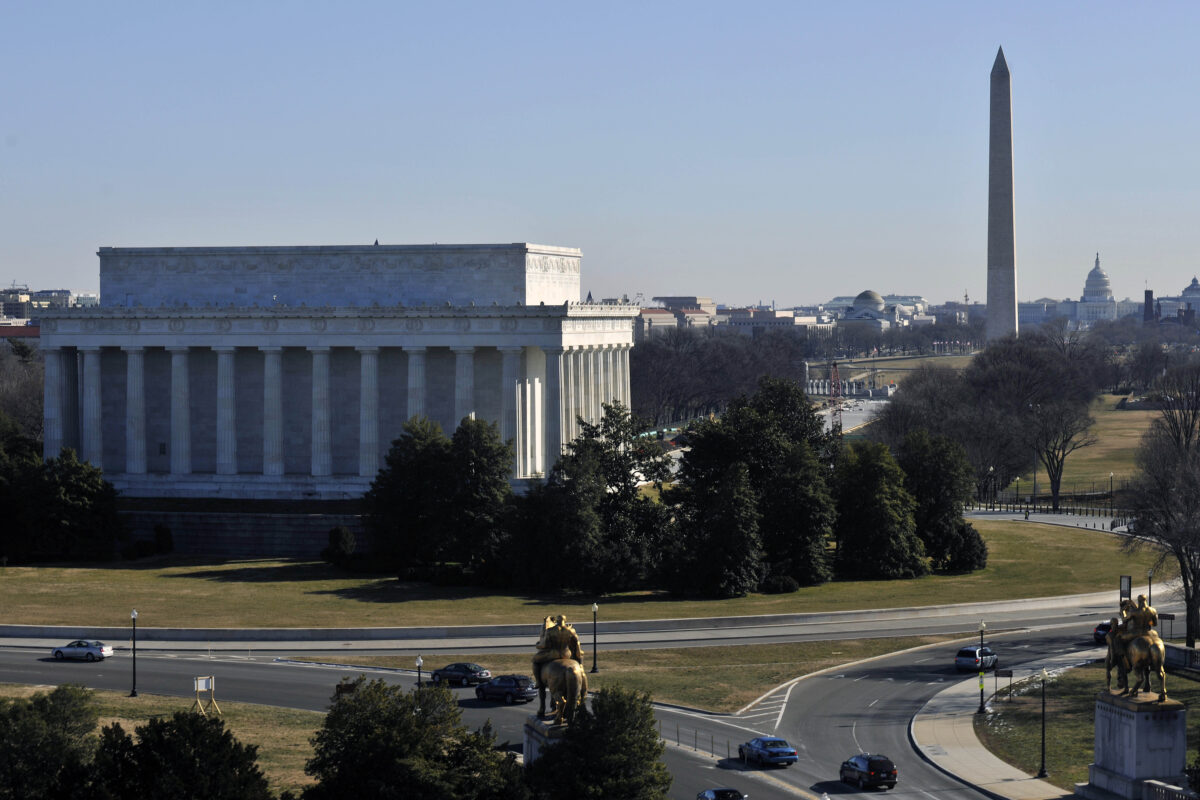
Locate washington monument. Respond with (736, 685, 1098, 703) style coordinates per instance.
(986, 46, 1018, 342)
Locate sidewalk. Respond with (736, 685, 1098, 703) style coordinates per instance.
(910, 647, 1105, 800)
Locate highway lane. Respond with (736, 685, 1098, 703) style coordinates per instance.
(0, 648, 801, 800)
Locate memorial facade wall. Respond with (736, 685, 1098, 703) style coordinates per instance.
(42, 244, 637, 501)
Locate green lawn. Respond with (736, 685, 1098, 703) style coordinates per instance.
(1, 521, 1158, 628)
(0, 683, 320, 798)
(1050, 394, 1156, 496)
(976, 662, 1200, 793)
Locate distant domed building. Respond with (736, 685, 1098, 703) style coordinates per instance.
(1028, 253, 1139, 327)
(850, 290, 885, 314)
(1082, 254, 1114, 303)
(840, 289, 893, 331)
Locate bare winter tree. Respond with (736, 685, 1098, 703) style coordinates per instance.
(1126, 362, 1200, 646)
(0, 340, 43, 442)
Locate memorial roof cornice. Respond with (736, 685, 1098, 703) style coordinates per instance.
(96, 242, 583, 258)
(42, 301, 639, 319)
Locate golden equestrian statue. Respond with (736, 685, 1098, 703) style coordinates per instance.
(1105, 595, 1167, 701)
(532, 615, 588, 724)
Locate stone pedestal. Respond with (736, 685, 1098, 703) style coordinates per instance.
(523, 715, 567, 763)
(1075, 691, 1186, 800)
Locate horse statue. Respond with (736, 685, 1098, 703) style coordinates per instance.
(533, 615, 589, 725)
(1105, 608, 1168, 702)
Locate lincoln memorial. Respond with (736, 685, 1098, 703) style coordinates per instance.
(40, 243, 637, 502)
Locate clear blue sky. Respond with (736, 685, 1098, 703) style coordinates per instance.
(4, 2, 1199, 307)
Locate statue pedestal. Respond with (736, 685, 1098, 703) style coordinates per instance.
(1074, 691, 1186, 800)
(523, 715, 567, 763)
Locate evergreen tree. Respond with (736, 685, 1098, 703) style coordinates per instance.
(364, 417, 454, 568)
(91, 712, 271, 800)
(897, 430, 985, 572)
(304, 678, 527, 800)
(527, 685, 671, 800)
(834, 441, 927, 579)
(670, 462, 763, 597)
(0, 685, 97, 800)
(450, 417, 514, 573)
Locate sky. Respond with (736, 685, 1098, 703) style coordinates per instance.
(4, 2, 1200, 308)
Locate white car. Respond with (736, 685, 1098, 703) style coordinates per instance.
(52, 640, 114, 662)
(954, 645, 998, 671)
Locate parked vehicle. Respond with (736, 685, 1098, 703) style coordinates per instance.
(839, 752, 898, 790)
(51, 640, 114, 661)
(1094, 620, 1113, 644)
(697, 790, 747, 800)
(954, 645, 999, 671)
(431, 662, 492, 686)
(738, 737, 798, 767)
(475, 674, 537, 704)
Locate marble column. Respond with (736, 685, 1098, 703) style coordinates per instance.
(542, 346, 564, 471)
(309, 347, 332, 477)
(261, 347, 284, 476)
(214, 347, 237, 475)
(79, 346, 103, 468)
(405, 346, 426, 421)
(564, 348, 578, 442)
(357, 347, 379, 477)
(573, 346, 586, 433)
(452, 346, 475, 425)
(62, 349, 79, 452)
(123, 346, 146, 474)
(42, 347, 63, 460)
(499, 346, 522, 472)
(584, 346, 597, 424)
(167, 346, 190, 475)
(621, 345, 631, 408)
(601, 345, 615, 408)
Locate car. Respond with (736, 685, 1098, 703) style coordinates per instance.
(1094, 620, 1113, 644)
(431, 662, 492, 687)
(737, 736, 798, 767)
(697, 790, 747, 800)
(475, 674, 538, 704)
(839, 752, 898, 790)
(954, 645, 999, 671)
(51, 640, 114, 662)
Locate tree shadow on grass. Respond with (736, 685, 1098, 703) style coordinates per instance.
(309, 581, 681, 609)
(162, 560, 388, 583)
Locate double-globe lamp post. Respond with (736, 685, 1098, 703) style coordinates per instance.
(416, 655, 423, 687)
(591, 603, 599, 674)
(976, 620, 987, 714)
(129, 609, 138, 698)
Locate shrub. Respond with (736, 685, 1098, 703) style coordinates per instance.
(321, 526, 356, 567)
(153, 524, 174, 555)
(759, 574, 799, 594)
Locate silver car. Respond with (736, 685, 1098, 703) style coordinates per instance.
(52, 640, 114, 661)
(954, 645, 998, 671)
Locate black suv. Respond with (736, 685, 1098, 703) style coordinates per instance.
(840, 753, 898, 790)
(431, 662, 492, 687)
(475, 675, 538, 704)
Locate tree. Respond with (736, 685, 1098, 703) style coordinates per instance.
(1126, 363, 1200, 647)
(364, 417, 455, 568)
(526, 685, 671, 800)
(90, 712, 271, 800)
(666, 462, 763, 597)
(897, 430, 986, 572)
(0, 684, 97, 800)
(450, 417, 514, 573)
(304, 677, 527, 800)
(834, 441, 927, 579)
(673, 377, 834, 588)
(1027, 400, 1097, 510)
(0, 343, 43, 442)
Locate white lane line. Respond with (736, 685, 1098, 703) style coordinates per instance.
(867, 699, 879, 707)
(774, 678, 798, 732)
(853, 674, 868, 682)
(851, 720, 862, 752)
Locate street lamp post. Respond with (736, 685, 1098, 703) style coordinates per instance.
(1037, 667, 1049, 778)
(591, 603, 599, 674)
(1015, 476, 1020, 507)
(1148, 569, 1154, 608)
(977, 620, 987, 714)
(129, 609, 138, 698)
(988, 466, 995, 509)
(416, 655, 423, 687)
(1110, 472, 1115, 513)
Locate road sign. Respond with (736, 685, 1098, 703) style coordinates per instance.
(1159, 613, 1176, 621)
(995, 669, 1014, 677)
(1120, 575, 1132, 600)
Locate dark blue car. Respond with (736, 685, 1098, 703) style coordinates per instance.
(738, 736, 798, 767)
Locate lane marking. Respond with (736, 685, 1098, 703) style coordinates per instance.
(868, 699, 879, 707)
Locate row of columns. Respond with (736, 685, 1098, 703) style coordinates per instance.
(43, 342, 632, 480)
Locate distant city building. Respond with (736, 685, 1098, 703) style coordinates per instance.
(651, 296, 717, 316)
